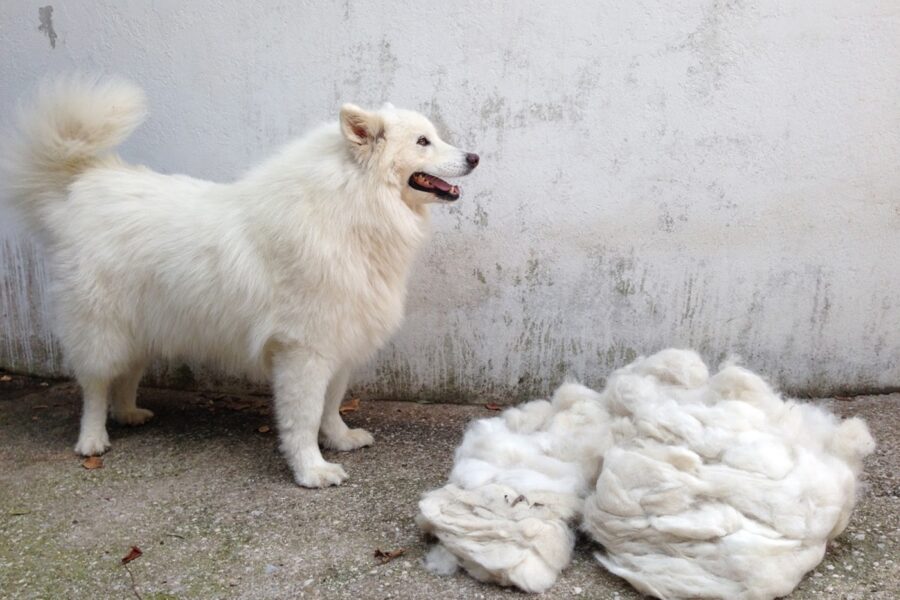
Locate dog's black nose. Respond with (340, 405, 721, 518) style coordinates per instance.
(466, 153, 480, 168)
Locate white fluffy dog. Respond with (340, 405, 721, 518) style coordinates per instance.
(3, 76, 479, 487)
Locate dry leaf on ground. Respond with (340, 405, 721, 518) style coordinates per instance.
(121, 546, 143, 564)
(82, 456, 104, 470)
(339, 398, 360, 414)
(257, 425, 270, 433)
(373, 547, 405, 563)
(485, 403, 502, 411)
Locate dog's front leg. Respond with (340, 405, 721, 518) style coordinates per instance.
(319, 365, 374, 451)
(272, 348, 348, 488)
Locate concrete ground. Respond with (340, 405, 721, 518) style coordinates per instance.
(0, 374, 897, 600)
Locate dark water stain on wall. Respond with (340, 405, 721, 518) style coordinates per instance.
(38, 6, 57, 49)
(664, 0, 749, 100)
(0, 238, 62, 375)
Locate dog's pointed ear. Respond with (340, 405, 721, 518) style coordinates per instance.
(381, 102, 395, 111)
(340, 103, 383, 146)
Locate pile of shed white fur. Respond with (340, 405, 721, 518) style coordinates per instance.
(417, 349, 875, 599)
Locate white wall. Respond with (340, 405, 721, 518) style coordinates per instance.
(1, 1, 898, 399)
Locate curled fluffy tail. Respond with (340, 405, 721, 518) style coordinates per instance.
(2, 75, 147, 229)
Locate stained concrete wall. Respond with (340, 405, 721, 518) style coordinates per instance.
(1, 1, 899, 400)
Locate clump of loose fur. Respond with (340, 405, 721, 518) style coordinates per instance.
(418, 349, 875, 599)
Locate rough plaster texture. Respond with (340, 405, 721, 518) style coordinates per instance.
(1, 1, 899, 400)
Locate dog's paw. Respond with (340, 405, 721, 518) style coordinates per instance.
(111, 407, 155, 426)
(294, 461, 348, 488)
(74, 432, 110, 456)
(324, 427, 374, 452)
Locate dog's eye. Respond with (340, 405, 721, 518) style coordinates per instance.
(417, 136, 430, 146)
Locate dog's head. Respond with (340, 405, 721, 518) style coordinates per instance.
(339, 103, 479, 205)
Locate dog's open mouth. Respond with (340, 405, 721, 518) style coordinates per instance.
(409, 172, 460, 201)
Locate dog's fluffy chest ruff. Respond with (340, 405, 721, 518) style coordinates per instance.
(233, 129, 432, 367)
(261, 188, 429, 365)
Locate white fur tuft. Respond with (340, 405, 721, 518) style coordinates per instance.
(423, 542, 459, 576)
(419, 349, 875, 598)
(2, 75, 147, 231)
(584, 349, 875, 599)
(417, 383, 612, 593)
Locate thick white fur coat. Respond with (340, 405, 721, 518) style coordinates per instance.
(3, 76, 477, 487)
(418, 349, 875, 599)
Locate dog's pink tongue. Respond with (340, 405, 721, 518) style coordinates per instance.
(428, 175, 451, 192)
(427, 175, 460, 197)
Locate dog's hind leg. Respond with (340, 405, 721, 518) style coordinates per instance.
(74, 377, 113, 456)
(272, 348, 348, 488)
(319, 365, 374, 451)
(110, 363, 153, 426)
